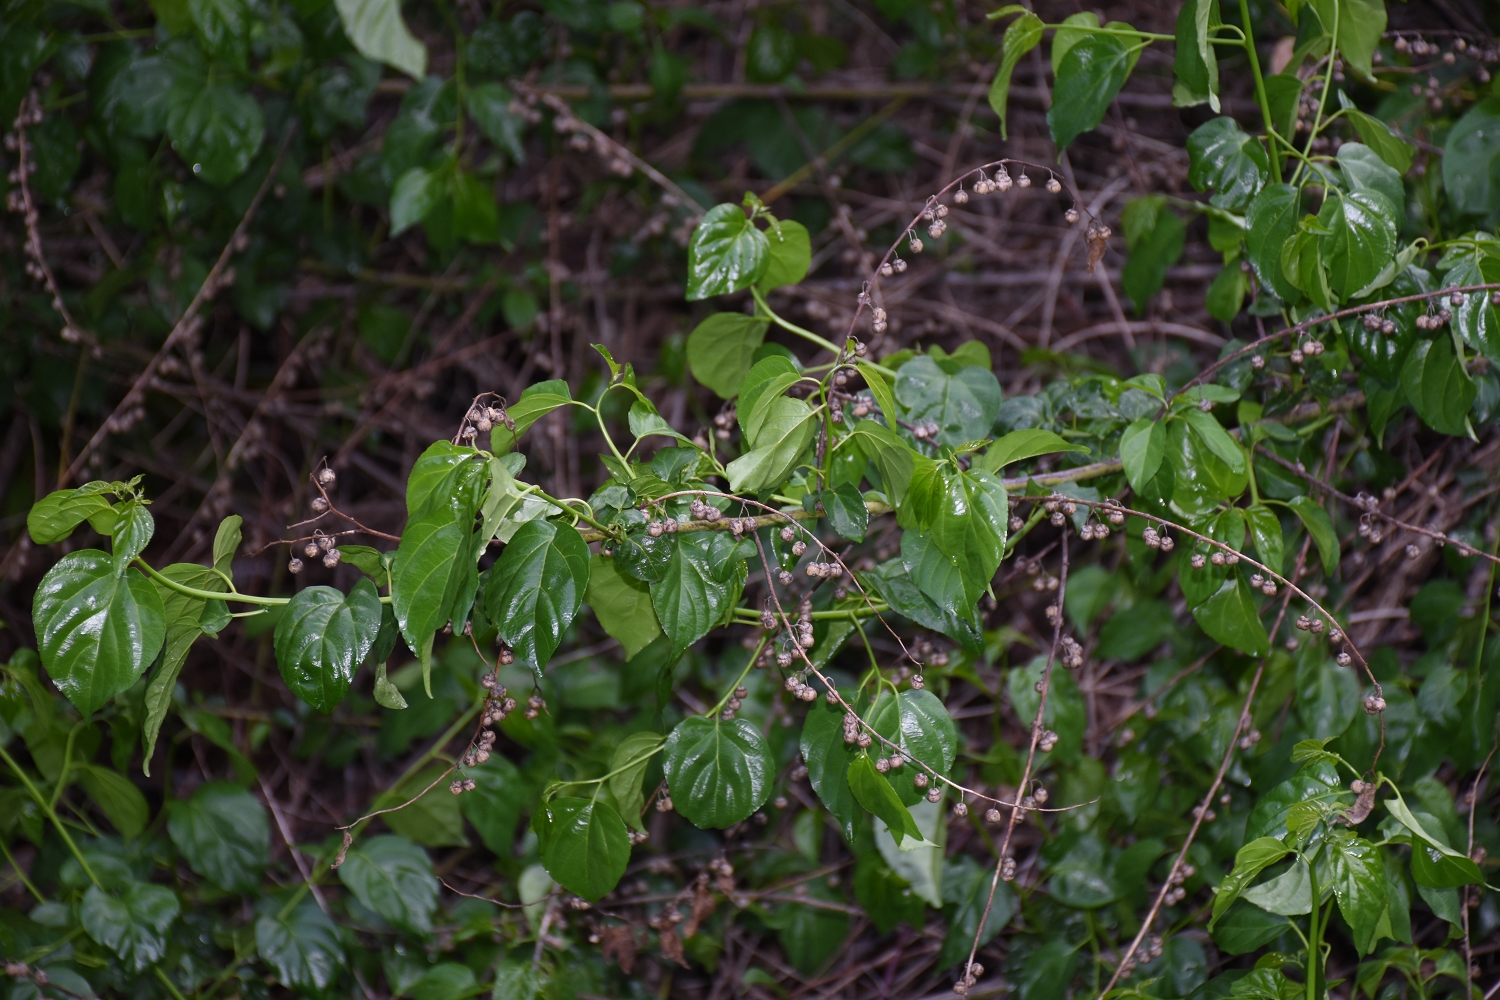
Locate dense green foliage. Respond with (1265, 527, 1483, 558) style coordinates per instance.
(3, 0, 1500, 997)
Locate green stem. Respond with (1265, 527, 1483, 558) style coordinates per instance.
(551, 744, 667, 792)
(710, 634, 769, 716)
(0, 837, 43, 904)
(155, 967, 190, 1000)
(50, 722, 84, 810)
(751, 287, 844, 356)
(1305, 858, 1322, 1000)
(136, 558, 288, 607)
(1296, 9, 1341, 185)
(530, 488, 614, 534)
(587, 395, 631, 467)
(0, 744, 98, 887)
(1237, 0, 1284, 184)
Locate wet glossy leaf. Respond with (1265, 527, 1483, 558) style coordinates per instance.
(1187, 117, 1268, 212)
(686, 203, 769, 300)
(847, 752, 922, 845)
(486, 519, 590, 675)
(663, 715, 773, 828)
(1246, 762, 1344, 841)
(338, 835, 439, 932)
(34, 550, 166, 717)
(256, 901, 345, 990)
(1190, 574, 1269, 657)
(1244, 504, 1283, 574)
(166, 782, 268, 892)
(1318, 190, 1397, 300)
(1323, 831, 1388, 955)
(819, 482, 869, 541)
(165, 81, 264, 186)
(540, 797, 630, 900)
(1400, 336, 1475, 437)
(1336, 143, 1404, 215)
(607, 732, 664, 832)
(1285, 495, 1339, 575)
(1119, 417, 1166, 492)
(1246, 183, 1301, 302)
(895, 356, 1003, 448)
(274, 578, 383, 713)
(1210, 838, 1290, 928)
(81, 882, 179, 972)
(726, 396, 816, 492)
(867, 688, 958, 805)
(27, 487, 117, 545)
(800, 696, 861, 842)
(1444, 96, 1500, 216)
(978, 428, 1089, 473)
(650, 534, 735, 659)
(1172, 0, 1219, 110)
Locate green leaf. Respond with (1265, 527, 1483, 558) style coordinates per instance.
(338, 834, 439, 932)
(142, 561, 229, 773)
(466, 82, 526, 162)
(1318, 190, 1397, 300)
(1337, 142, 1404, 212)
(1210, 838, 1291, 928)
(662, 715, 773, 828)
(1119, 417, 1166, 492)
(81, 882, 179, 972)
(1211, 901, 1291, 955)
(1281, 223, 1333, 312)
(273, 579, 383, 713)
(34, 550, 166, 717)
(1245, 504, 1284, 575)
(1443, 96, 1500, 216)
(28, 487, 117, 545)
(915, 468, 1009, 616)
(109, 502, 155, 577)
(686, 314, 769, 398)
(585, 555, 662, 659)
(540, 797, 630, 900)
(607, 732, 664, 832)
(450, 170, 500, 244)
(460, 755, 525, 854)
(761, 882, 851, 974)
(938, 855, 1016, 968)
(988, 12, 1044, 139)
(78, 765, 149, 840)
(1323, 831, 1388, 955)
(856, 360, 899, 424)
(1017, 937, 1078, 999)
(686, 203, 769, 300)
(800, 697, 861, 842)
(390, 165, 442, 236)
(1400, 335, 1475, 437)
(255, 902, 344, 990)
(375, 764, 468, 847)
(165, 81, 264, 186)
(726, 397, 817, 492)
(854, 854, 927, 933)
(334, 0, 427, 78)
(978, 428, 1090, 473)
(1187, 117, 1268, 212)
(1246, 763, 1344, 841)
(1191, 574, 1269, 656)
(865, 556, 983, 653)
(1309, 0, 1385, 78)
(1285, 495, 1339, 574)
(1182, 409, 1246, 473)
(1121, 200, 1187, 312)
(413, 964, 480, 1000)
(820, 483, 869, 542)
(1047, 32, 1130, 152)
(1343, 109, 1414, 174)
(1246, 183, 1302, 302)
(490, 381, 574, 453)
(211, 514, 241, 576)
(1172, 0, 1220, 111)
(848, 419, 919, 505)
(894, 355, 1002, 448)
(485, 519, 590, 676)
(166, 782, 268, 892)
(189, 0, 249, 70)
(847, 752, 922, 845)
(1385, 794, 1485, 888)
(650, 534, 736, 660)
(757, 220, 810, 290)
(867, 688, 958, 806)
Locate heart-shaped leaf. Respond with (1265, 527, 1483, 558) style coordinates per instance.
(485, 519, 591, 676)
(663, 715, 773, 828)
(686, 203, 769, 300)
(274, 578, 383, 713)
(540, 797, 630, 900)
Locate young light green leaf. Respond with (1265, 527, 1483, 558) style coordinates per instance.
(274, 579, 383, 713)
(847, 752, 922, 845)
(1285, 495, 1339, 574)
(1172, 0, 1220, 111)
(988, 12, 1043, 139)
(1343, 108, 1414, 174)
(607, 731, 665, 831)
(1119, 417, 1166, 492)
(757, 219, 810, 290)
(390, 165, 443, 236)
(1244, 503, 1284, 574)
(490, 380, 573, 452)
(1209, 837, 1291, 927)
(663, 715, 773, 828)
(485, 519, 591, 676)
(540, 797, 630, 901)
(34, 550, 166, 717)
(726, 396, 817, 492)
(686, 203, 769, 300)
(586, 554, 662, 659)
(167, 782, 269, 892)
(1187, 117, 1269, 212)
(28, 488, 117, 545)
(978, 428, 1090, 472)
(211, 514, 241, 577)
(334, 0, 427, 79)
(110, 502, 155, 577)
(338, 835, 439, 932)
(686, 313, 769, 398)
